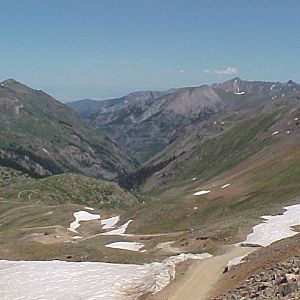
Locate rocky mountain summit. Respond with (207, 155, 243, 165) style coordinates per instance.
(68, 90, 171, 119)
(212, 77, 300, 96)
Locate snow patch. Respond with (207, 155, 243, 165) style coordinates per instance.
(42, 148, 49, 154)
(192, 177, 197, 181)
(101, 216, 120, 229)
(227, 254, 248, 269)
(193, 190, 211, 196)
(68, 211, 100, 233)
(234, 91, 245, 95)
(243, 204, 300, 247)
(105, 242, 145, 252)
(221, 184, 230, 189)
(101, 220, 133, 236)
(71, 236, 83, 240)
(272, 131, 279, 136)
(270, 84, 276, 90)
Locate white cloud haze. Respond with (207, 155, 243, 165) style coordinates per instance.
(204, 67, 238, 75)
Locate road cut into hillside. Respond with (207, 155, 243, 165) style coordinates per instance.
(149, 204, 300, 300)
(147, 245, 255, 300)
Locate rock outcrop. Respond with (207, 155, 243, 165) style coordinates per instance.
(214, 257, 300, 299)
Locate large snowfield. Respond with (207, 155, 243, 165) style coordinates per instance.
(0, 260, 140, 300)
(229, 204, 300, 268)
(0, 253, 211, 300)
(243, 204, 300, 247)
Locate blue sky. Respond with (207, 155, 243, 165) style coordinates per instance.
(0, 0, 299, 101)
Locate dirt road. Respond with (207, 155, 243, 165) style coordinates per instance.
(149, 246, 255, 300)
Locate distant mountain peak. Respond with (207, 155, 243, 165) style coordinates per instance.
(1, 78, 19, 86)
(0, 78, 35, 94)
(212, 77, 300, 95)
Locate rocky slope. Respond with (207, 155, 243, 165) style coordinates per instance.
(214, 257, 300, 299)
(211, 233, 300, 299)
(67, 90, 171, 119)
(0, 79, 136, 179)
(74, 85, 226, 162)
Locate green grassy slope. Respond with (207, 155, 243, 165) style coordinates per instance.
(128, 107, 286, 194)
(126, 104, 300, 244)
(172, 110, 282, 184)
(0, 173, 138, 208)
(0, 79, 136, 179)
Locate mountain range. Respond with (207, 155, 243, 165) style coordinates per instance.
(3, 77, 300, 296)
(68, 77, 300, 163)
